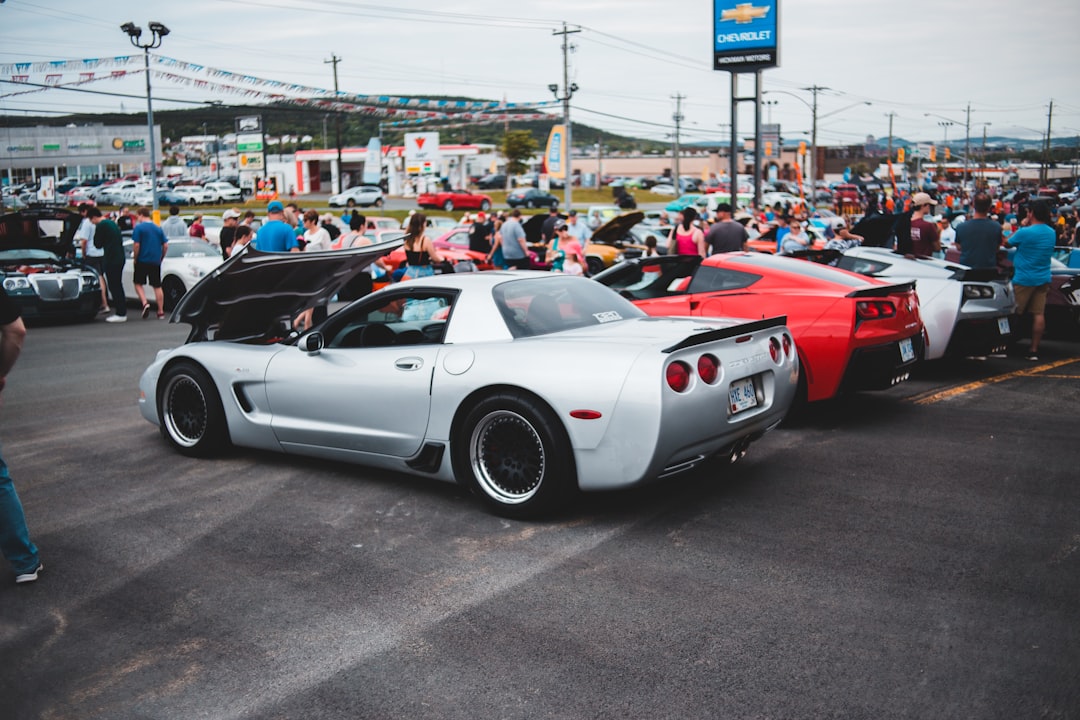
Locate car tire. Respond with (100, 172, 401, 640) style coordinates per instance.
(374, 198, 384, 208)
(443, 200, 454, 212)
(453, 392, 575, 518)
(480, 200, 491, 211)
(158, 361, 229, 457)
(586, 257, 605, 276)
(162, 276, 186, 312)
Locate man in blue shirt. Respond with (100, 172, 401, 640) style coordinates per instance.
(253, 200, 300, 252)
(1007, 200, 1056, 360)
(131, 206, 169, 319)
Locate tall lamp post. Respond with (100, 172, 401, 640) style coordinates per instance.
(121, 20, 169, 219)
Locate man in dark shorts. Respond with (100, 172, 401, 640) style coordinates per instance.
(1007, 200, 1056, 360)
(88, 207, 127, 322)
(131, 206, 169, 319)
(704, 203, 749, 254)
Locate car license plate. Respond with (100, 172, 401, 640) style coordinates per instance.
(729, 377, 758, 414)
(899, 337, 915, 363)
(997, 316, 1010, 335)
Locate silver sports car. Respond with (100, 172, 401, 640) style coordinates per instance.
(825, 247, 1016, 360)
(138, 242, 799, 517)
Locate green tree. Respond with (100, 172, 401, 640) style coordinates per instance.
(501, 130, 538, 180)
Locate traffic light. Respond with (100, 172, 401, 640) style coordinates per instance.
(929, 146, 937, 162)
(799, 141, 807, 155)
(764, 141, 772, 156)
(897, 148, 905, 163)
(945, 147, 951, 160)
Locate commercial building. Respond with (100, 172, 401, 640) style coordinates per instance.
(1, 123, 162, 185)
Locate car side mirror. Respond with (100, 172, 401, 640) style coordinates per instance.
(303, 332, 324, 355)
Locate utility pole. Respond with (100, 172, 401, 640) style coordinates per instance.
(672, 93, 685, 196)
(886, 111, 896, 165)
(325, 52, 343, 193)
(1041, 99, 1054, 186)
(552, 22, 581, 210)
(802, 85, 828, 190)
(963, 102, 971, 188)
(596, 132, 602, 187)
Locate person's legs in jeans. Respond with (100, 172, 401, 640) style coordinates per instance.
(0, 447, 39, 576)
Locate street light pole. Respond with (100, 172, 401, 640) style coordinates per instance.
(121, 20, 169, 219)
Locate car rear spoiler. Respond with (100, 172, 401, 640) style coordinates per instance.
(846, 281, 916, 298)
(663, 315, 787, 354)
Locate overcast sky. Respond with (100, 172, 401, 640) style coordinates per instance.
(2, 0, 1078, 149)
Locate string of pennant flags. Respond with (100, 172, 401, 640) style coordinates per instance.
(0, 54, 555, 119)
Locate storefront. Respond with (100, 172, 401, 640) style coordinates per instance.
(1, 123, 162, 185)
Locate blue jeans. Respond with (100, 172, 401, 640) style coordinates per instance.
(0, 442, 39, 575)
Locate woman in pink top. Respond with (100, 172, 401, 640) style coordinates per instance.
(667, 207, 707, 256)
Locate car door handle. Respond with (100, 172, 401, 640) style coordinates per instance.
(395, 357, 424, 371)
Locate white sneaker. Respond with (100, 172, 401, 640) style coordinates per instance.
(105, 314, 127, 323)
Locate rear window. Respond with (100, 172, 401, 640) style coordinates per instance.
(728, 252, 871, 287)
(493, 276, 644, 338)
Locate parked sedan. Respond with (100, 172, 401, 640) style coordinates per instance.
(122, 238, 224, 311)
(595, 252, 925, 403)
(417, 189, 491, 212)
(203, 181, 243, 203)
(329, 185, 385, 208)
(507, 188, 559, 210)
(172, 186, 211, 205)
(140, 246, 798, 517)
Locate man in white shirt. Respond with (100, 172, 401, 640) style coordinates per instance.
(565, 210, 593, 243)
(75, 203, 109, 313)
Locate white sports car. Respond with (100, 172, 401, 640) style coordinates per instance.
(138, 243, 799, 517)
(829, 247, 1015, 360)
(122, 238, 223, 312)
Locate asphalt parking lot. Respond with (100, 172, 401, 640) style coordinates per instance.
(1, 317, 1078, 719)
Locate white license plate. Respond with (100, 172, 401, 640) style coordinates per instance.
(899, 337, 915, 363)
(729, 377, 758, 414)
(997, 316, 1010, 335)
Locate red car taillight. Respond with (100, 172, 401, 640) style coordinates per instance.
(769, 337, 782, 363)
(666, 361, 691, 392)
(856, 300, 897, 320)
(782, 333, 793, 358)
(697, 354, 719, 384)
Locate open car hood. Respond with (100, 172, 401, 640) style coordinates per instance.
(173, 239, 402, 343)
(0, 207, 81, 256)
(590, 211, 645, 246)
(522, 212, 566, 244)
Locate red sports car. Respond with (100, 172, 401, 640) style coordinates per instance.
(594, 252, 926, 403)
(416, 188, 492, 212)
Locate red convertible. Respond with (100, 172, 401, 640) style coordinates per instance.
(594, 252, 926, 403)
(417, 188, 492, 212)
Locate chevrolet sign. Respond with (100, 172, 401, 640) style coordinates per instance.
(713, 0, 779, 71)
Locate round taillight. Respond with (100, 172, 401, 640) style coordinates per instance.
(697, 354, 719, 384)
(782, 333, 793, 358)
(769, 337, 781, 363)
(666, 361, 691, 392)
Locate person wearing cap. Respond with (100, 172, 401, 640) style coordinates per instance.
(253, 201, 300, 252)
(219, 209, 241, 261)
(901, 192, 940, 257)
(549, 221, 585, 273)
(565, 209, 592, 243)
(704, 202, 748, 254)
(160, 205, 189, 240)
(469, 211, 492, 254)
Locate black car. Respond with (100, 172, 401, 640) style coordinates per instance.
(506, 188, 559, 209)
(0, 207, 102, 323)
(475, 174, 507, 189)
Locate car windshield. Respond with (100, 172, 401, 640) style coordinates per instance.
(493, 276, 644, 338)
(167, 240, 220, 258)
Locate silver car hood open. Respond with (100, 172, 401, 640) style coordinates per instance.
(173, 238, 401, 343)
